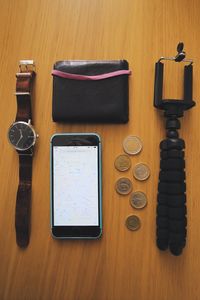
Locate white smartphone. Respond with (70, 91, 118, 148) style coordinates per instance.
(50, 133, 102, 239)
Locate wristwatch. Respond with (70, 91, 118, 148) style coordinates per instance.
(7, 60, 38, 248)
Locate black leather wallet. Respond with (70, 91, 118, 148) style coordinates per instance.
(52, 60, 131, 123)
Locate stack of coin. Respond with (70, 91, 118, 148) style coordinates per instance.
(114, 135, 150, 232)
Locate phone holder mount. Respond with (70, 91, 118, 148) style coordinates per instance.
(154, 43, 195, 256)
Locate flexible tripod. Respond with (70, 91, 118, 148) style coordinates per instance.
(154, 43, 196, 256)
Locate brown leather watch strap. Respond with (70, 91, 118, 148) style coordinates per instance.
(15, 71, 35, 122)
(14, 63, 36, 248)
(15, 154, 33, 247)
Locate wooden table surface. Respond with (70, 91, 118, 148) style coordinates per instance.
(1, 1, 200, 299)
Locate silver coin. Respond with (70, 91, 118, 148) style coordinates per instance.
(115, 177, 133, 195)
(130, 191, 147, 209)
(125, 215, 141, 231)
(133, 163, 150, 181)
(114, 154, 131, 172)
(123, 136, 143, 155)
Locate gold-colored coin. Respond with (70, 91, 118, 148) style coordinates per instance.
(125, 215, 141, 231)
(130, 191, 147, 209)
(123, 136, 143, 155)
(133, 163, 150, 181)
(114, 154, 131, 171)
(115, 177, 133, 195)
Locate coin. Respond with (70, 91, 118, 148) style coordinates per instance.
(123, 136, 142, 155)
(133, 163, 150, 181)
(130, 191, 147, 209)
(125, 215, 141, 231)
(115, 178, 133, 195)
(114, 154, 131, 171)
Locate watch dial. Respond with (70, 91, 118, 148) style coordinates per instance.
(8, 122, 35, 150)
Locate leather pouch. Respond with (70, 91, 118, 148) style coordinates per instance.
(52, 60, 131, 123)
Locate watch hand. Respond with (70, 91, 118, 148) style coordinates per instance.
(19, 129, 23, 138)
(16, 135, 23, 146)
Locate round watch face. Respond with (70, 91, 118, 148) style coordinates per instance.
(8, 121, 36, 151)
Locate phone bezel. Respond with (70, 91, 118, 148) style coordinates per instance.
(50, 133, 102, 239)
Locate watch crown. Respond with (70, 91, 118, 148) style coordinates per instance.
(36, 134, 39, 138)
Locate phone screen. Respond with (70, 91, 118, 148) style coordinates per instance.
(53, 145, 99, 227)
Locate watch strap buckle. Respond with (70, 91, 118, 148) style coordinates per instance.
(19, 60, 35, 72)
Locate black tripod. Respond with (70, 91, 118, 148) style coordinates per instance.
(154, 43, 196, 256)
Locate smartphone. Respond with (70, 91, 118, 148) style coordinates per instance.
(50, 133, 102, 239)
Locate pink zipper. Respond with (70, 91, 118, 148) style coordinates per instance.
(52, 69, 131, 80)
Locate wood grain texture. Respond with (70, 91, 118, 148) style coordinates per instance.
(0, 0, 200, 299)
